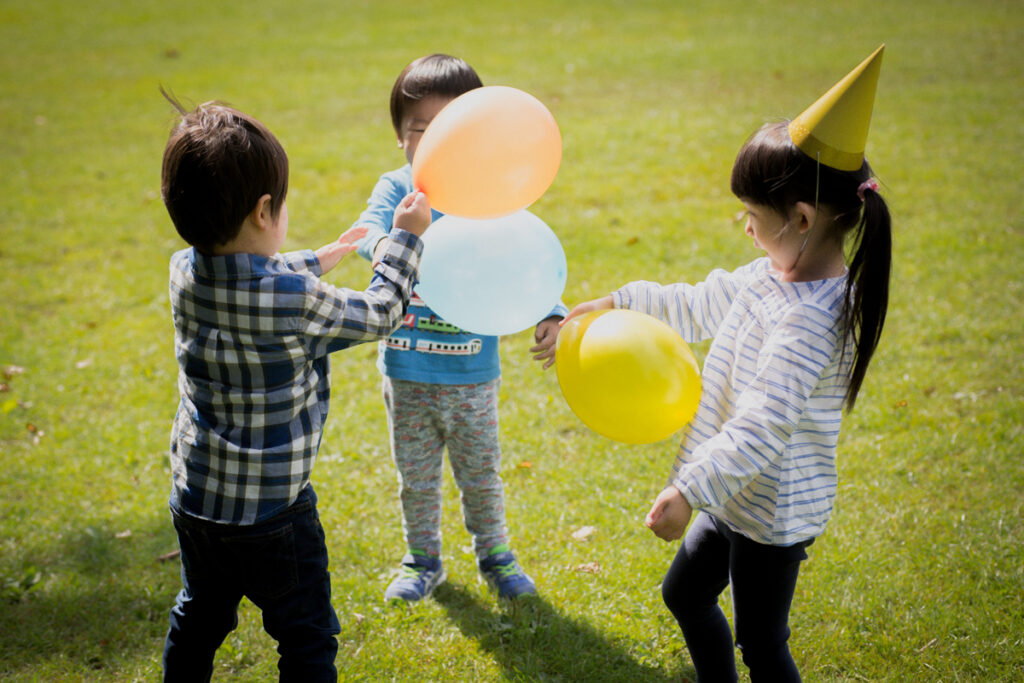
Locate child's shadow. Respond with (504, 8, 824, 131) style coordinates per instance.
(433, 583, 678, 682)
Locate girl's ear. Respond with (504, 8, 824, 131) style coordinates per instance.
(793, 201, 818, 234)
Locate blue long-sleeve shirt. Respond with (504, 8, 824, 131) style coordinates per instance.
(353, 165, 568, 384)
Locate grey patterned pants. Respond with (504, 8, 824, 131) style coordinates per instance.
(382, 377, 509, 559)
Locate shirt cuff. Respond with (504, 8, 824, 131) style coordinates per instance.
(611, 288, 628, 309)
(375, 229, 423, 284)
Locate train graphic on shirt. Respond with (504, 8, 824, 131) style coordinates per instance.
(401, 312, 462, 335)
(385, 293, 480, 355)
(400, 294, 463, 331)
(382, 336, 483, 356)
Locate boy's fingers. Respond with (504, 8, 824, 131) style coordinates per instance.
(410, 191, 429, 211)
(339, 226, 369, 245)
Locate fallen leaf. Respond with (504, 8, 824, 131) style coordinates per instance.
(75, 358, 94, 370)
(157, 549, 181, 562)
(4, 365, 25, 380)
(625, 236, 639, 246)
(573, 561, 601, 574)
(352, 612, 365, 624)
(517, 461, 533, 469)
(0, 382, 10, 392)
(115, 530, 132, 539)
(571, 526, 596, 542)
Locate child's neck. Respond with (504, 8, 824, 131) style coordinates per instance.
(777, 244, 847, 282)
(211, 220, 278, 257)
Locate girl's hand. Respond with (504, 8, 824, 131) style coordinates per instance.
(316, 225, 369, 274)
(560, 295, 615, 327)
(645, 486, 692, 541)
(530, 316, 562, 370)
(393, 191, 431, 236)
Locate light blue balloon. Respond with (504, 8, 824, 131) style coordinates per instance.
(415, 210, 568, 336)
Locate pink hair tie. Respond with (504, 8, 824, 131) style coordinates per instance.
(857, 178, 879, 202)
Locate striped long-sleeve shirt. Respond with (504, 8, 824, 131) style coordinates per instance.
(168, 229, 422, 525)
(614, 257, 852, 546)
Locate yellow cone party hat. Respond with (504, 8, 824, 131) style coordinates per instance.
(788, 45, 884, 171)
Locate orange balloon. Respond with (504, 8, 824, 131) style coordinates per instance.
(411, 86, 561, 219)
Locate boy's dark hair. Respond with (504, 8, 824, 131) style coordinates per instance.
(160, 89, 288, 253)
(730, 121, 892, 411)
(389, 54, 483, 133)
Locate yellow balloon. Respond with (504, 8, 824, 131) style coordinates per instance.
(411, 86, 561, 219)
(556, 309, 701, 444)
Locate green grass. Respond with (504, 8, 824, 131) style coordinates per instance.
(2, 0, 1022, 680)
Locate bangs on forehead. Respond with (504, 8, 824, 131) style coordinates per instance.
(389, 54, 482, 132)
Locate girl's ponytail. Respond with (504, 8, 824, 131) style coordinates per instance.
(843, 186, 891, 410)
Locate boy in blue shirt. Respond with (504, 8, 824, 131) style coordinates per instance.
(160, 93, 430, 681)
(352, 54, 565, 602)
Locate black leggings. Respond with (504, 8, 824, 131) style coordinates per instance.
(662, 513, 812, 683)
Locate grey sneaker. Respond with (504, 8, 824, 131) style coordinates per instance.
(384, 551, 446, 602)
(478, 544, 536, 599)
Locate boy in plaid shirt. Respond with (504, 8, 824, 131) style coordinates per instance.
(159, 93, 430, 682)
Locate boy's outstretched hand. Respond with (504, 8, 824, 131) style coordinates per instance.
(393, 191, 431, 236)
(530, 316, 562, 369)
(316, 225, 369, 274)
(645, 485, 693, 541)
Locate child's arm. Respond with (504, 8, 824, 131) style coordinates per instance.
(301, 192, 431, 353)
(560, 295, 614, 324)
(667, 301, 842, 515)
(530, 316, 562, 369)
(392, 191, 431, 235)
(645, 485, 693, 541)
(315, 226, 369, 274)
(352, 174, 410, 264)
(526, 295, 614, 369)
(614, 260, 764, 343)
(530, 300, 570, 370)
(370, 237, 390, 269)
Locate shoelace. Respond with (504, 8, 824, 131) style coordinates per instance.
(400, 564, 427, 579)
(493, 561, 522, 579)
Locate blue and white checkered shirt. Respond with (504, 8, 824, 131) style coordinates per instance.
(168, 230, 422, 524)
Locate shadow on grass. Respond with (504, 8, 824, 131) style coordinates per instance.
(0, 517, 179, 678)
(434, 582, 680, 682)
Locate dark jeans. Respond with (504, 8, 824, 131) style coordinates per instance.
(162, 486, 341, 682)
(662, 512, 812, 683)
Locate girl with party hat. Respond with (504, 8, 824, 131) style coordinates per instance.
(560, 46, 890, 681)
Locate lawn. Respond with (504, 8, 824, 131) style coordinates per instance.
(1, 0, 1022, 680)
